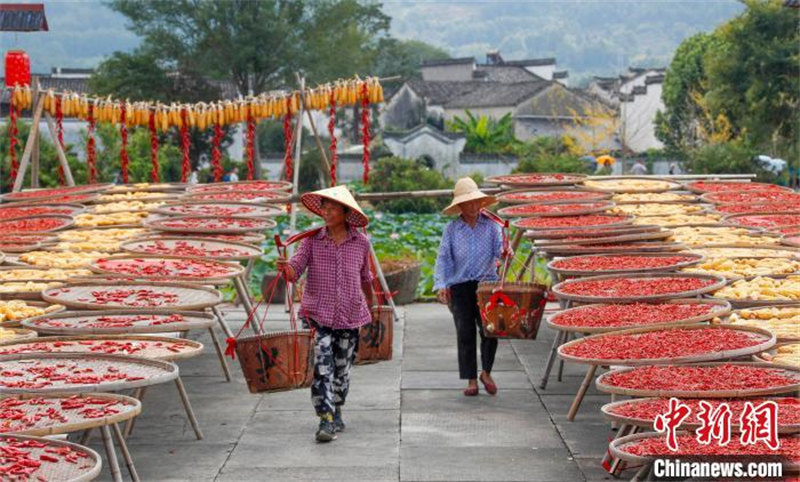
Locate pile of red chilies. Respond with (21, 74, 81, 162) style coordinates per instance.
(620, 433, 800, 460)
(601, 364, 800, 392)
(0, 339, 186, 356)
(560, 277, 714, 297)
(0, 436, 91, 479)
(0, 218, 67, 232)
(734, 214, 800, 229)
(0, 361, 145, 389)
(608, 397, 800, 426)
(552, 255, 695, 271)
(707, 191, 800, 204)
(503, 191, 605, 203)
(517, 215, 628, 229)
(162, 217, 267, 230)
(0, 396, 125, 432)
(0, 208, 73, 219)
(68, 288, 180, 307)
(714, 203, 799, 215)
(164, 205, 257, 216)
(33, 314, 185, 329)
(550, 303, 716, 329)
(96, 258, 235, 278)
(503, 202, 609, 215)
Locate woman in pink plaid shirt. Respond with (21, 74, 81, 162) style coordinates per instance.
(278, 185, 375, 443)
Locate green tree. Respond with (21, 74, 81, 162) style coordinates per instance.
(447, 111, 518, 154)
(512, 136, 592, 174)
(371, 39, 451, 79)
(365, 157, 450, 213)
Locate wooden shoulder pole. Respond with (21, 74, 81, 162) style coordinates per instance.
(13, 93, 45, 192)
(43, 112, 75, 186)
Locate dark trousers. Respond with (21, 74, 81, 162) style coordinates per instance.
(306, 319, 359, 417)
(449, 281, 498, 380)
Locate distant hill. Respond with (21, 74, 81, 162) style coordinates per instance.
(1, 0, 743, 85)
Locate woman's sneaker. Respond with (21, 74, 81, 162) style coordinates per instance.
(333, 406, 346, 432)
(316, 414, 337, 443)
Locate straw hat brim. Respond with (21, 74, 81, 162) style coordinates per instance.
(301, 190, 369, 227)
(442, 191, 497, 215)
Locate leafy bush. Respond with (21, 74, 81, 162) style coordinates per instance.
(512, 136, 592, 174)
(364, 157, 451, 214)
(447, 110, 519, 154)
(685, 141, 774, 181)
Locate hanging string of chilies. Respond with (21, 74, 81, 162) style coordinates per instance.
(5, 77, 383, 186)
(54, 96, 66, 185)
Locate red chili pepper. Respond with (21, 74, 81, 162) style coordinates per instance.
(559, 276, 715, 297)
(551, 303, 716, 329)
(552, 255, 696, 272)
(602, 364, 800, 392)
(502, 191, 607, 203)
(619, 433, 800, 460)
(706, 191, 800, 204)
(609, 397, 800, 426)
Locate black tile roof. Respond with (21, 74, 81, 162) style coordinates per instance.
(0, 3, 48, 32)
(421, 57, 475, 67)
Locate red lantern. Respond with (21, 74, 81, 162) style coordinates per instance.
(5, 51, 31, 87)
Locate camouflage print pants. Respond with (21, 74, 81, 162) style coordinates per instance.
(308, 320, 359, 417)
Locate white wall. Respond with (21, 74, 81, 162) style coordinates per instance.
(620, 82, 664, 153)
(526, 64, 555, 80)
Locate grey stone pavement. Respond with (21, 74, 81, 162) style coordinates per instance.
(89, 302, 625, 482)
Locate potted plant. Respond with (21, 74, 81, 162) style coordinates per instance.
(377, 248, 421, 305)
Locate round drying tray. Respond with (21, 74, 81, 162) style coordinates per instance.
(41, 281, 223, 311)
(0, 352, 179, 394)
(91, 193, 182, 205)
(497, 201, 614, 218)
(0, 434, 102, 482)
(582, 177, 681, 193)
(0, 328, 37, 345)
(546, 298, 732, 334)
(547, 252, 703, 277)
(496, 189, 611, 205)
(557, 323, 775, 366)
(710, 276, 800, 309)
(726, 304, 800, 343)
(702, 190, 800, 205)
(0, 215, 75, 233)
(484, 173, 587, 187)
(22, 310, 215, 335)
(182, 190, 291, 204)
(0, 301, 66, 329)
(684, 180, 793, 194)
(595, 361, 800, 398)
(0, 392, 141, 436)
(609, 431, 800, 471)
(524, 224, 663, 240)
(0, 204, 85, 220)
(0, 241, 41, 253)
(154, 202, 282, 218)
(89, 255, 244, 283)
(540, 242, 687, 257)
(723, 212, 800, 230)
(753, 341, 800, 366)
(0, 334, 203, 362)
(601, 396, 800, 434)
(106, 182, 189, 193)
(121, 237, 262, 260)
(187, 180, 293, 193)
(0, 280, 65, 300)
(552, 272, 727, 303)
(153, 231, 267, 245)
(145, 215, 276, 234)
(0, 184, 112, 203)
(512, 214, 635, 231)
(535, 230, 672, 247)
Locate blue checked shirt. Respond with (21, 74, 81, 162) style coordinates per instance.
(434, 214, 503, 290)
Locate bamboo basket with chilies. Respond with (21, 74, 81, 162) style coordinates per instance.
(477, 210, 548, 339)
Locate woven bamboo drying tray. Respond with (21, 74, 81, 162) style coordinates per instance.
(0, 241, 42, 253)
(496, 189, 611, 205)
(722, 212, 800, 229)
(120, 237, 262, 260)
(153, 232, 267, 244)
(0, 204, 86, 219)
(88, 255, 244, 283)
(512, 214, 635, 231)
(91, 193, 182, 205)
(557, 323, 775, 366)
(0, 334, 204, 362)
(0, 352, 179, 394)
(0, 434, 102, 482)
(497, 201, 615, 218)
(612, 195, 700, 205)
(545, 298, 732, 334)
(0, 301, 66, 329)
(684, 180, 794, 194)
(41, 281, 223, 311)
(106, 182, 188, 193)
(595, 361, 800, 398)
(701, 191, 800, 205)
(0, 328, 37, 345)
(0, 280, 65, 300)
(752, 341, 800, 365)
(0, 215, 75, 233)
(601, 396, 800, 434)
(154, 202, 282, 218)
(22, 309, 215, 335)
(0, 184, 111, 203)
(710, 275, 800, 308)
(552, 272, 727, 303)
(608, 431, 800, 472)
(187, 180, 293, 193)
(182, 190, 291, 204)
(0, 392, 141, 436)
(535, 230, 672, 247)
(547, 252, 704, 278)
(145, 215, 277, 234)
(541, 242, 687, 257)
(524, 224, 663, 240)
(581, 177, 682, 193)
(485, 173, 587, 187)
(725, 304, 800, 343)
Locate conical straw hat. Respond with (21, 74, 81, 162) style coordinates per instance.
(442, 177, 497, 215)
(300, 185, 369, 227)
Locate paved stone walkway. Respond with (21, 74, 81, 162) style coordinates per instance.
(89, 303, 622, 481)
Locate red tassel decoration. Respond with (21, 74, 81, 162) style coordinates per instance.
(8, 102, 19, 188)
(246, 113, 256, 181)
(328, 92, 338, 186)
(55, 96, 66, 185)
(119, 102, 130, 184)
(283, 97, 293, 182)
(180, 108, 190, 183)
(224, 337, 237, 360)
(360, 82, 371, 184)
(211, 122, 223, 183)
(148, 109, 160, 182)
(87, 103, 97, 184)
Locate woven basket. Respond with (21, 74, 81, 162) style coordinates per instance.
(355, 306, 394, 364)
(477, 281, 548, 339)
(234, 329, 314, 393)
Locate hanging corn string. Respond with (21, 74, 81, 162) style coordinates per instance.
(180, 108, 191, 183)
(148, 109, 160, 182)
(328, 90, 338, 186)
(245, 112, 256, 181)
(54, 96, 66, 185)
(86, 103, 97, 184)
(360, 81, 371, 185)
(119, 102, 130, 183)
(211, 122, 224, 183)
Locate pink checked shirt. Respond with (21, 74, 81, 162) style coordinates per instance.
(287, 226, 374, 329)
